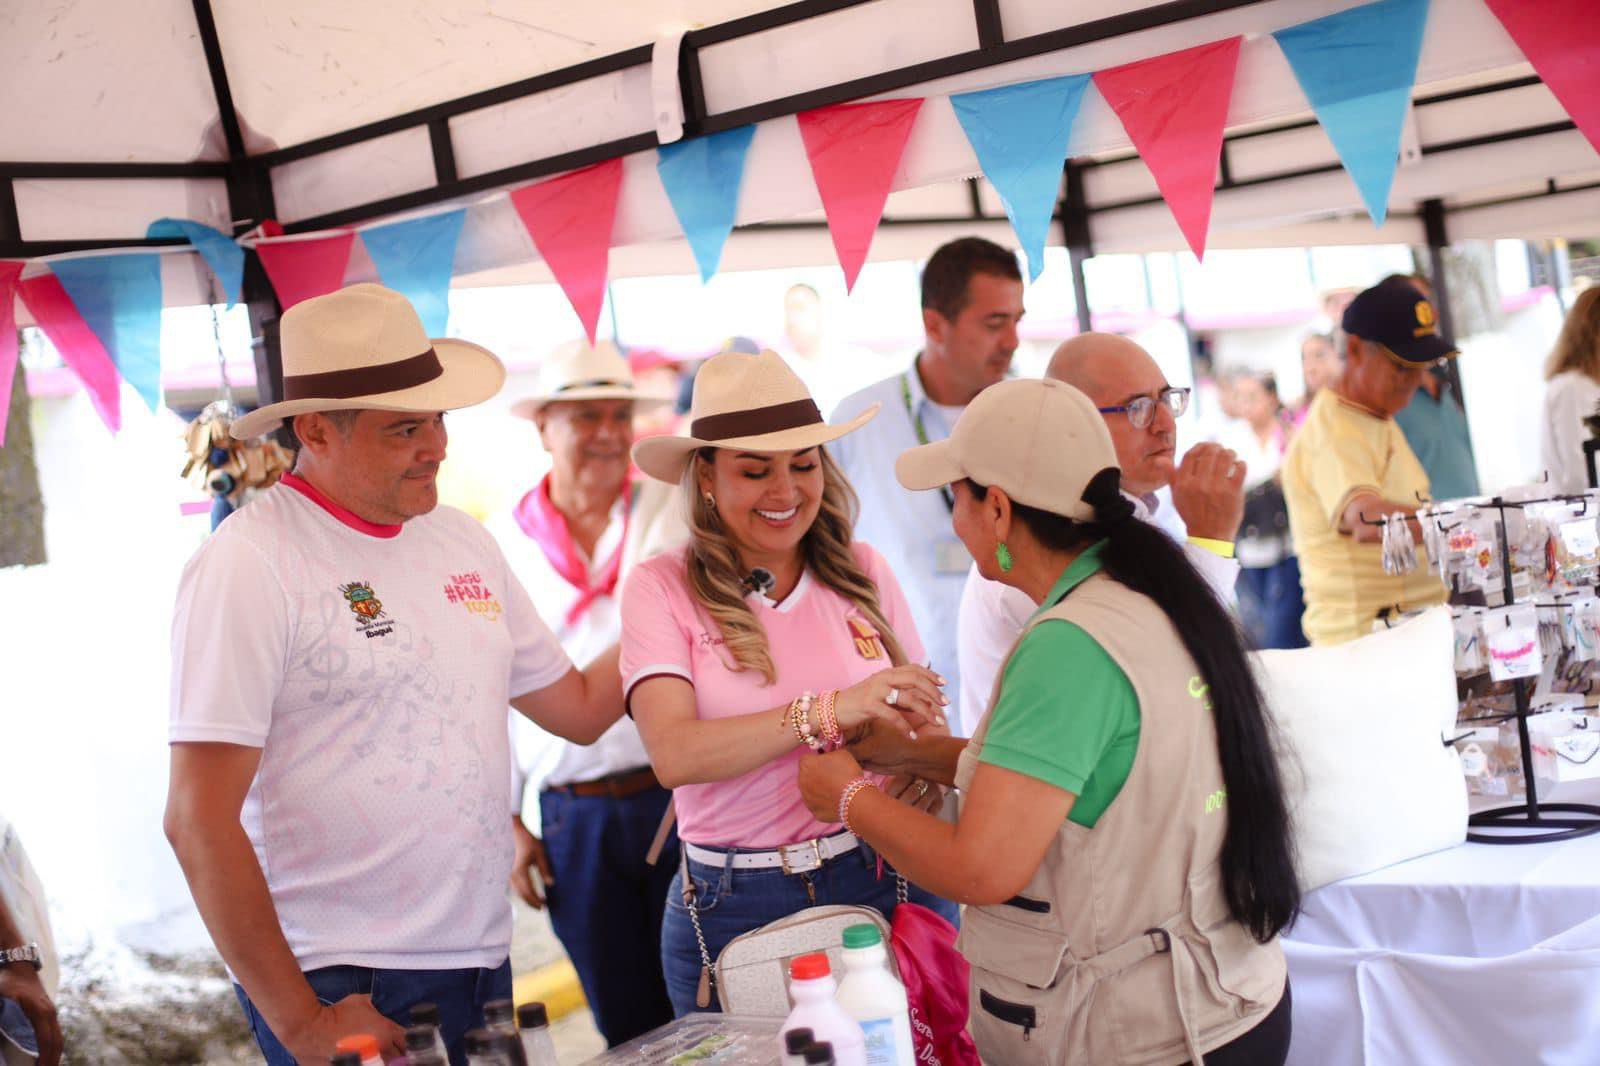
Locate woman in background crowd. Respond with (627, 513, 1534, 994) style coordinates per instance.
(1293, 332, 1341, 428)
(1541, 286, 1600, 494)
(1222, 373, 1307, 649)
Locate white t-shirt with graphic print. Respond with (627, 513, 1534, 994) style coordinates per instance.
(169, 478, 572, 971)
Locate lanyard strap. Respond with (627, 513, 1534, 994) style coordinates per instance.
(900, 371, 956, 513)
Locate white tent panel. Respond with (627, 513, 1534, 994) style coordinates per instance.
(270, 126, 438, 224)
(0, 0, 221, 162)
(1451, 188, 1600, 244)
(14, 178, 230, 242)
(450, 66, 658, 182)
(699, 0, 980, 114)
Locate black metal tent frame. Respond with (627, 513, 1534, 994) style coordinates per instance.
(0, 0, 1587, 399)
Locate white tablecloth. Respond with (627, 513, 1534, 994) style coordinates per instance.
(1283, 781, 1600, 1065)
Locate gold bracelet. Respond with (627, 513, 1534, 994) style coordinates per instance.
(1187, 536, 1236, 559)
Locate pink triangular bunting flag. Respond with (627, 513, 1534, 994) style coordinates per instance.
(797, 99, 924, 291)
(19, 272, 122, 433)
(255, 231, 356, 309)
(1095, 38, 1242, 260)
(509, 158, 625, 343)
(1485, 0, 1600, 155)
(0, 261, 24, 446)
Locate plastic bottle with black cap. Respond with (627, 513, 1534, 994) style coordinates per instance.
(516, 1002, 559, 1066)
(483, 999, 529, 1066)
(409, 1000, 450, 1060)
(464, 1027, 521, 1066)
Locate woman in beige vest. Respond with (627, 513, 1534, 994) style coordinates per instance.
(799, 378, 1300, 1065)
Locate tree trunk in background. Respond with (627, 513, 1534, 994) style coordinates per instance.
(0, 332, 47, 568)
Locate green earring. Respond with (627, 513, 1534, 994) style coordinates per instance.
(995, 542, 1013, 573)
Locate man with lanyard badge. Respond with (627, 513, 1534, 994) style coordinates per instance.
(489, 340, 683, 1046)
(831, 237, 1025, 695)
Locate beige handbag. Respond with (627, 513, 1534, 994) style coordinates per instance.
(713, 904, 899, 1015)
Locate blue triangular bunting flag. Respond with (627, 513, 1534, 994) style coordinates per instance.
(1274, 0, 1431, 226)
(952, 75, 1091, 282)
(360, 210, 468, 335)
(146, 218, 245, 307)
(656, 125, 758, 282)
(49, 254, 165, 412)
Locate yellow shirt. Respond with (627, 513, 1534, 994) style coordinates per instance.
(1283, 390, 1447, 645)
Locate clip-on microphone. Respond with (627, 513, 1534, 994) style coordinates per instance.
(743, 567, 776, 597)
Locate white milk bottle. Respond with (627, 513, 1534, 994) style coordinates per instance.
(780, 953, 867, 1066)
(834, 924, 914, 1066)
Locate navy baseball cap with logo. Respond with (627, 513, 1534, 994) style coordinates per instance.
(1342, 278, 1458, 366)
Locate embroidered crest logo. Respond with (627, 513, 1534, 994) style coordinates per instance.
(340, 581, 386, 623)
(1413, 299, 1437, 337)
(339, 580, 395, 639)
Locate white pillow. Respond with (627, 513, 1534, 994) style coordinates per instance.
(1254, 607, 1466, 892)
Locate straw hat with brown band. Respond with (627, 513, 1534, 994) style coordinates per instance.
(509, 339, 673, 422)
(631, 350, 879, 484)
(230, 283, 506, 440)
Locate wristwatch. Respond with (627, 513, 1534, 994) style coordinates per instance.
(0, 943, 41, 971)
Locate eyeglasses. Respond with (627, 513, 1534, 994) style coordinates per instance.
(1098, 387, 1191, 429)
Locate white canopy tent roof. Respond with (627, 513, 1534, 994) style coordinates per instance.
(3, 0, 1595, 302)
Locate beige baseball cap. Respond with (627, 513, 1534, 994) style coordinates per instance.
(894, 377, 1118, 522)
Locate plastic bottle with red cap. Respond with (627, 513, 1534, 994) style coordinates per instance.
(332, 1033, 384, 1066)
(780, 953, 866, 1066)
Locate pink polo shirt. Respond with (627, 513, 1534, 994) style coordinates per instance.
(620, 541, 926, 849)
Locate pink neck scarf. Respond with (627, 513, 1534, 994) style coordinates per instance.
(513, 474, 630, 628)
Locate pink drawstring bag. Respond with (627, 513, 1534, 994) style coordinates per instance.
(889, 902, 981, 1066)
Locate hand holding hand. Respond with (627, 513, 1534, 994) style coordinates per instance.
(798, 750, 866, 823)
(1171, 442, 1247, 541)
(835, 665, 947, 738)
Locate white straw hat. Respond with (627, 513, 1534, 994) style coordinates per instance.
(632, 350, 878, 483)
(232, 283, 505, 440)
(895, 377, 1118, 521)
(509, 339, 672, 421)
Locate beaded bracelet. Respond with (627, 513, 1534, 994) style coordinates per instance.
(838, 775, 876, 833)
(790, 691, 823, 751)
(816, 689, 842, 749)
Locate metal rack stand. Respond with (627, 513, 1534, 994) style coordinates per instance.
(1458, 495, 1600, 843)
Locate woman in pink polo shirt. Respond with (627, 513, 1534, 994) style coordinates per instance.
(620, 350, 957, 1015)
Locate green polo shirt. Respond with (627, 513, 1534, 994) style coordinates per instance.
(976, 541, 1140, 828)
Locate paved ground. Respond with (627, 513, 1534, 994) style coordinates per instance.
(509, 895, 608, 1064)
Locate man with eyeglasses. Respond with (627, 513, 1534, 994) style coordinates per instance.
(952, 332, 1246, 736)
(1281, 280, 1452, 646)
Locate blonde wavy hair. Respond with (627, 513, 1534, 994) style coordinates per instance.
(1546, 286, 1600, 382)
(681, 446, 908, 684)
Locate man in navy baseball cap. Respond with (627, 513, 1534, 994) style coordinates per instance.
(1279, 278, 1451, 644)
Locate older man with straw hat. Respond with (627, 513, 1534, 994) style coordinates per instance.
(165, 284, 630, 1066)
(490, 339, 682, 1047)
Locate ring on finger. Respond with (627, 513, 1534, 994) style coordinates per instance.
(914, 780, 930, 798)
(886, 686, 900, 707)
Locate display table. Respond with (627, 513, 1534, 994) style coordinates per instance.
(582, 1014, 782, 1064)
(1283, 782, 1600, 1066)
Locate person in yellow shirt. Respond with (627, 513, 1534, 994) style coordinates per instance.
(1283, 279, 1453, 645)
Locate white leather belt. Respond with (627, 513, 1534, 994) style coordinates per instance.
(683, 831, 859, 874)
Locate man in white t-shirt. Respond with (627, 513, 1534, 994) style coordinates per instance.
(165, 286, 628, 1066)
(489, 340, 683, 1047)
(955, 333, 1246, 734)
(831, 237, 1027, 697)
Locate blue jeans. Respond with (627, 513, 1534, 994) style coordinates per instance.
(1236, 557, 1309, 650)
(540, 782, 678, 1046)
(233, 959, 511, 1066)
(661, 835, 959, 1016)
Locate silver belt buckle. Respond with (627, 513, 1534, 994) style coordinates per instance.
(810, 836, 827, 869)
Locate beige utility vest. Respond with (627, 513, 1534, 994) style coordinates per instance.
(955, 572, 1285, 1065)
